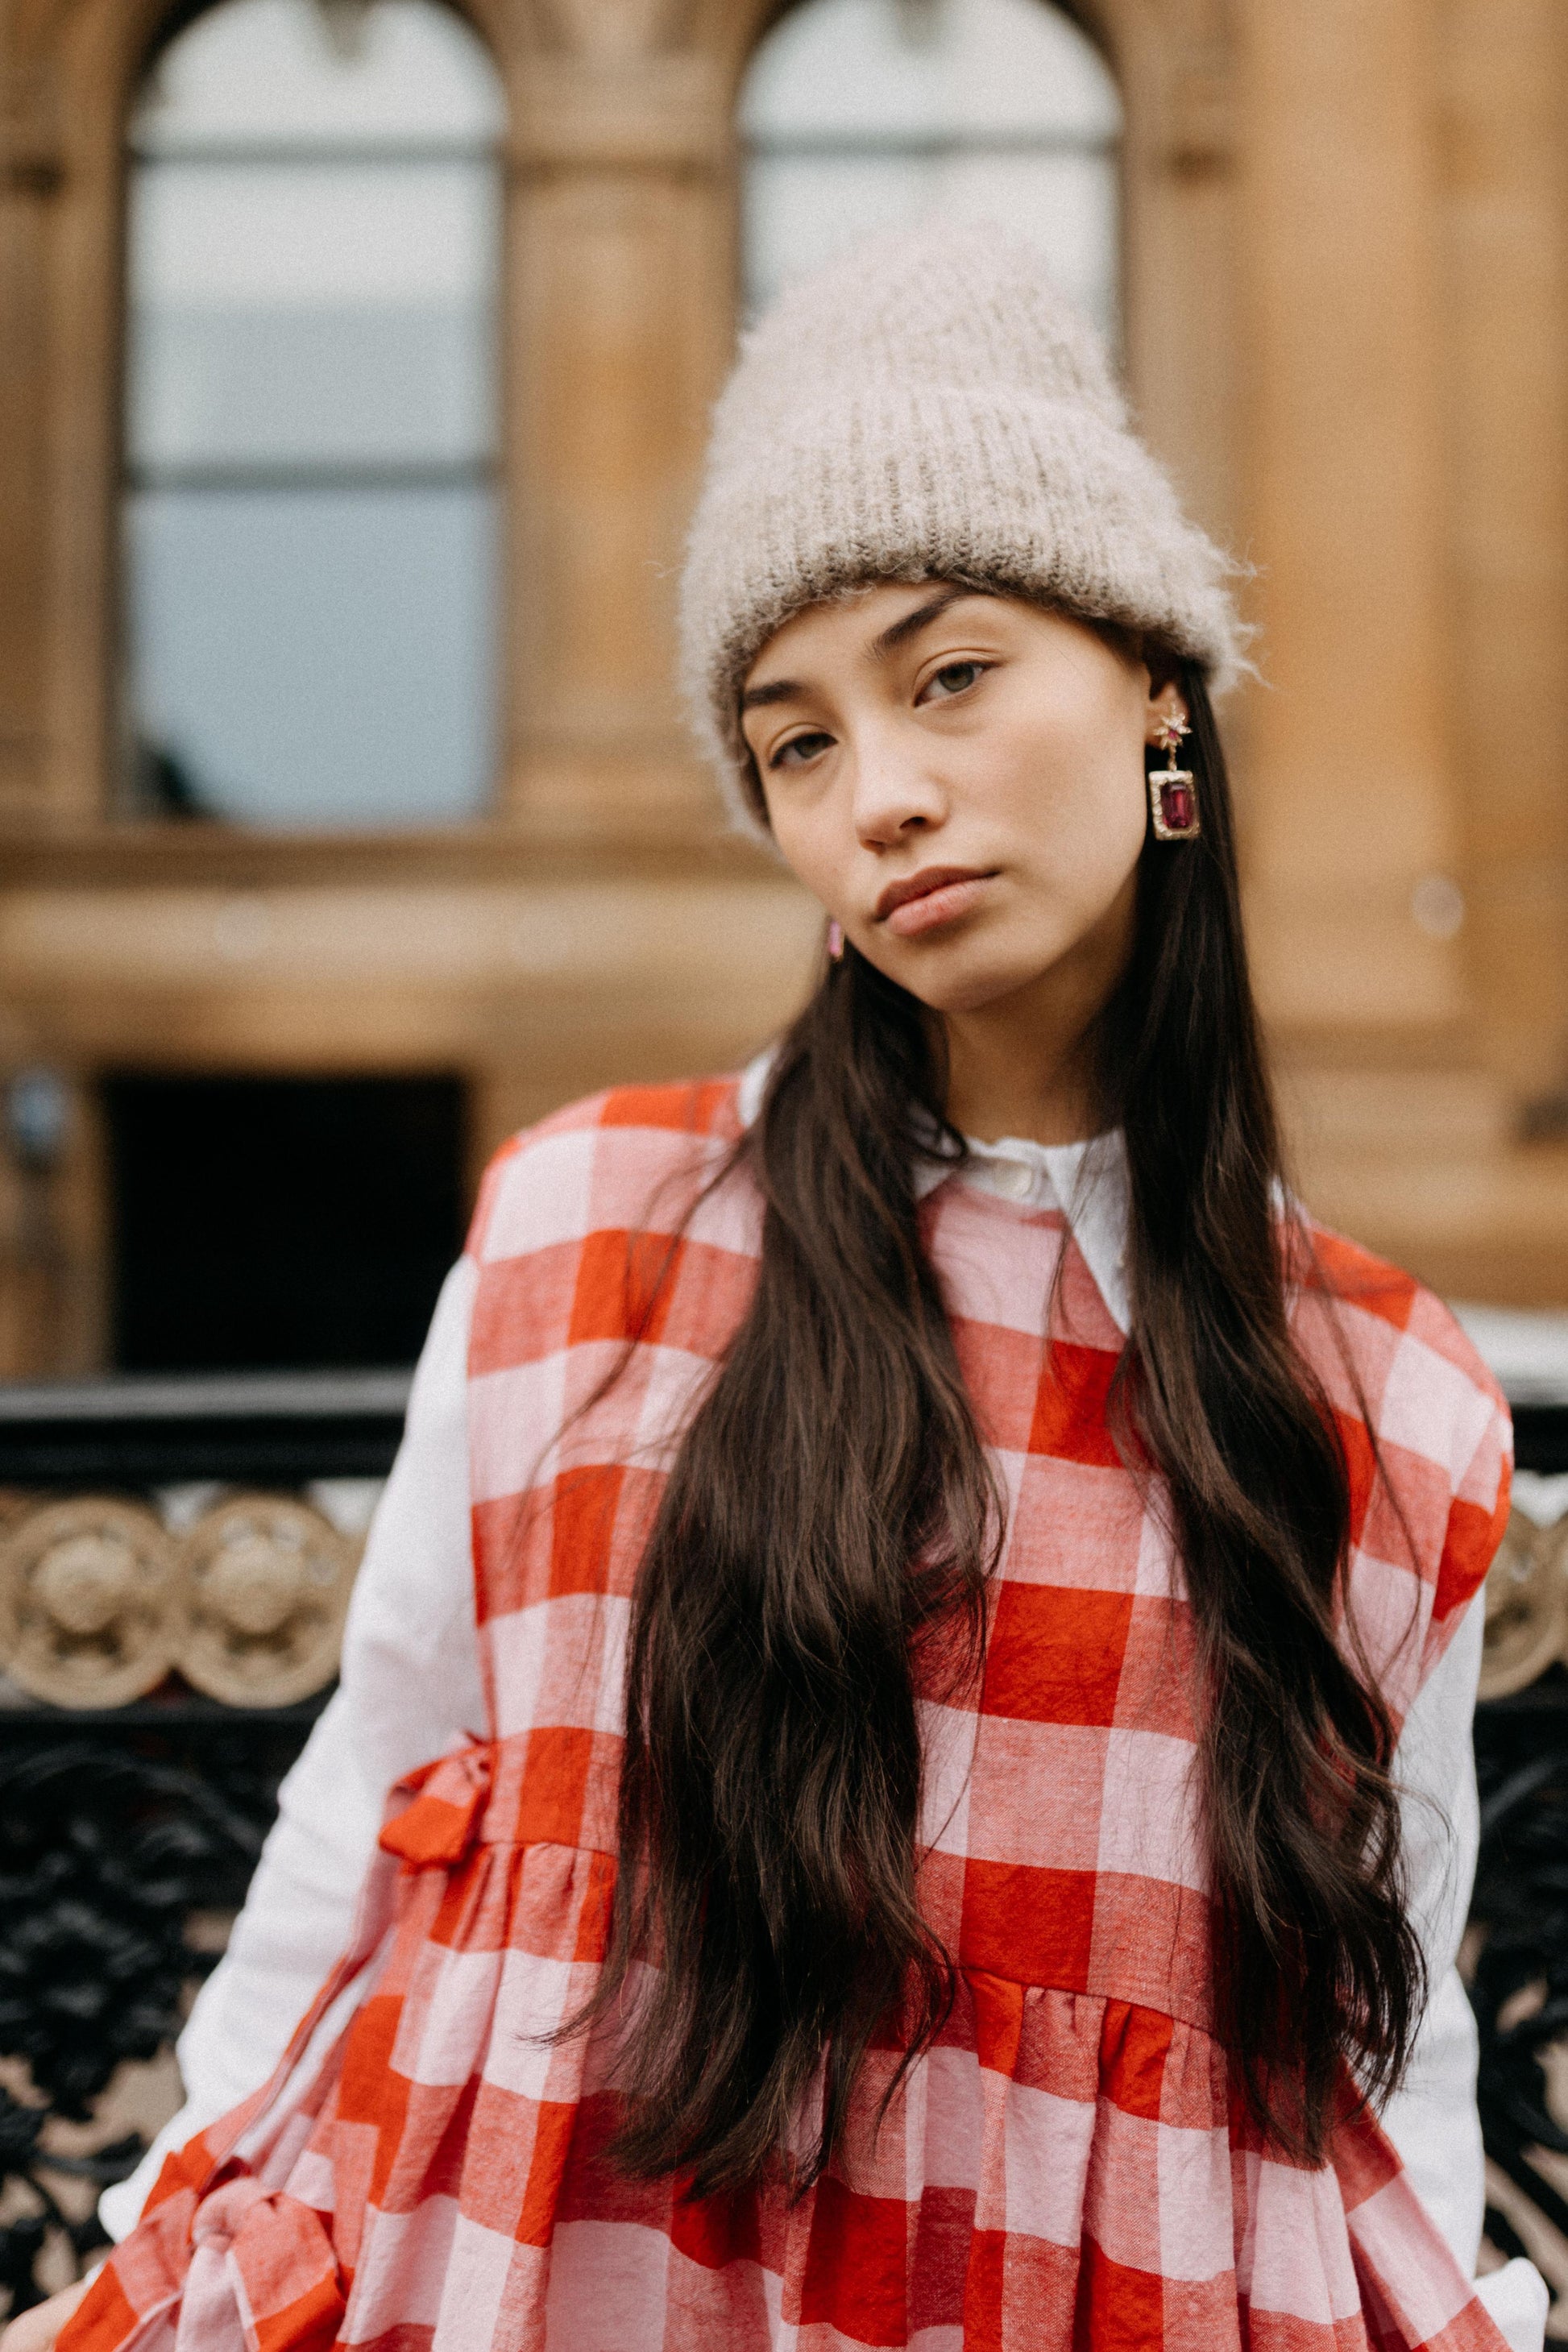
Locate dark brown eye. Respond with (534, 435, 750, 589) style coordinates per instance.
(924, 661, 985, 700)
(772, 730, 832, 769)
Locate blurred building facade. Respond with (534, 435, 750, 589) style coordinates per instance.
(0, 0, 1565, 1377)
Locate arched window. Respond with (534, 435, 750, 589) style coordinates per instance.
(122, 0, 504, 827)
(740, 0, 1120, 339)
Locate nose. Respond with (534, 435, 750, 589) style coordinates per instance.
(848, 723, 947, 850)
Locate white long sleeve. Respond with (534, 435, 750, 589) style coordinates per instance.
(101, 1254, 485, 2240)
(1381, 1591, 1547, 2348)
(1381, 1594, 1487, 2256)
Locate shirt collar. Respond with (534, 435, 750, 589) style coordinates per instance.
(736, 1047, 1132, 1338)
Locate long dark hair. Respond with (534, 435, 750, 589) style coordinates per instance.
(585, 658, 1420, 2195)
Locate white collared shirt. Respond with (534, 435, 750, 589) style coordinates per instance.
(97, 1060, 1546, 2349)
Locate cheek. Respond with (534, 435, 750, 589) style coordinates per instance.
(993, 718, 1147, 911)
(1078, 758, 1148, 902)
(761, 794, 845, 906)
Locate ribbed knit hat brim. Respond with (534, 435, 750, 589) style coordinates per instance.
(678, 222, 1250, 839)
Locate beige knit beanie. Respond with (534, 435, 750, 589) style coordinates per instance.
(679, 219, 1248, 839)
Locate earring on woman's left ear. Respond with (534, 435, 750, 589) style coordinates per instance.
(827, 919, 844, 961)
(1148, 712, 1200, 840)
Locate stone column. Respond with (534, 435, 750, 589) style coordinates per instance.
(1440, 0, 1568, 1097)
(500, 14, 736, 838)
(1236, 0, 1466, 1041)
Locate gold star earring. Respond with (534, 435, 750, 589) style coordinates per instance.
(1147, 711, 1200, 840)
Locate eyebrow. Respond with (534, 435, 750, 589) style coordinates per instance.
(739, 585, 986, 714)
(739, 677, 800, 711)
(868, 583, 973, 661)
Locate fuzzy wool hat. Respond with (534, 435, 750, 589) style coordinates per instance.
(678, 219, 1248, 838)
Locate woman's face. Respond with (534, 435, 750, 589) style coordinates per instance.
(740, 583, 1188, 1020)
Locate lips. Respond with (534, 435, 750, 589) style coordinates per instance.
(874, 865, 993, 922)
(873, 866, 996, 940)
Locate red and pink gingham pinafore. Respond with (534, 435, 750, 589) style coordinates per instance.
(64, 1081, 1514, 2352)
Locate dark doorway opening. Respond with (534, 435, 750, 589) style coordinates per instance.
(105, 1073, 467, 1371)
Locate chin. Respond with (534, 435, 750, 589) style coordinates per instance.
(886, 949, 1047, 1018)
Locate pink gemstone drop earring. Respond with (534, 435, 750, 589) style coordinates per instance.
(1148, 711, 1200, 840)
(827, 919, 844, 961)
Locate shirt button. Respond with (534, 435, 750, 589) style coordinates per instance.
(997, 1160, 1034, 1201)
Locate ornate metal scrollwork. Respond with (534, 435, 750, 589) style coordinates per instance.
(1468, 1413, 1568, 2300)
(0, 1367, 404, 2319)
(0, 1724, 315, 2315)
(1469, 1689, 1568, 2288)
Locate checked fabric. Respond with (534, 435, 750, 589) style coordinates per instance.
(62, 1079, 1515, 2352)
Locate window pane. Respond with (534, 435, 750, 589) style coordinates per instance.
(127, 481, 496, 825)
(128, 160, 498, 469)
(132, 0, 504, 150)
(122, 0, 504, 828)
(740, 0, 1121, 338)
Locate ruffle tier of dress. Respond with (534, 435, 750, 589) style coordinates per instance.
(68, 1742, 1508, 2352)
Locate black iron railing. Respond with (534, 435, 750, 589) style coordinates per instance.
(0, 1383, 1565, 2320)
(1469, 1399, 1568, 2295)
(0, 1371, 405, 2314)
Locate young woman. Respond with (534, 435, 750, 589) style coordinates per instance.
(10, 225, 1546, 2352)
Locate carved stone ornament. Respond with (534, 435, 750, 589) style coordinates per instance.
(176, 1496, 355, 1707)
(0, 1500, 180, 1708)
(1479, 1506, 1568, 1701)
